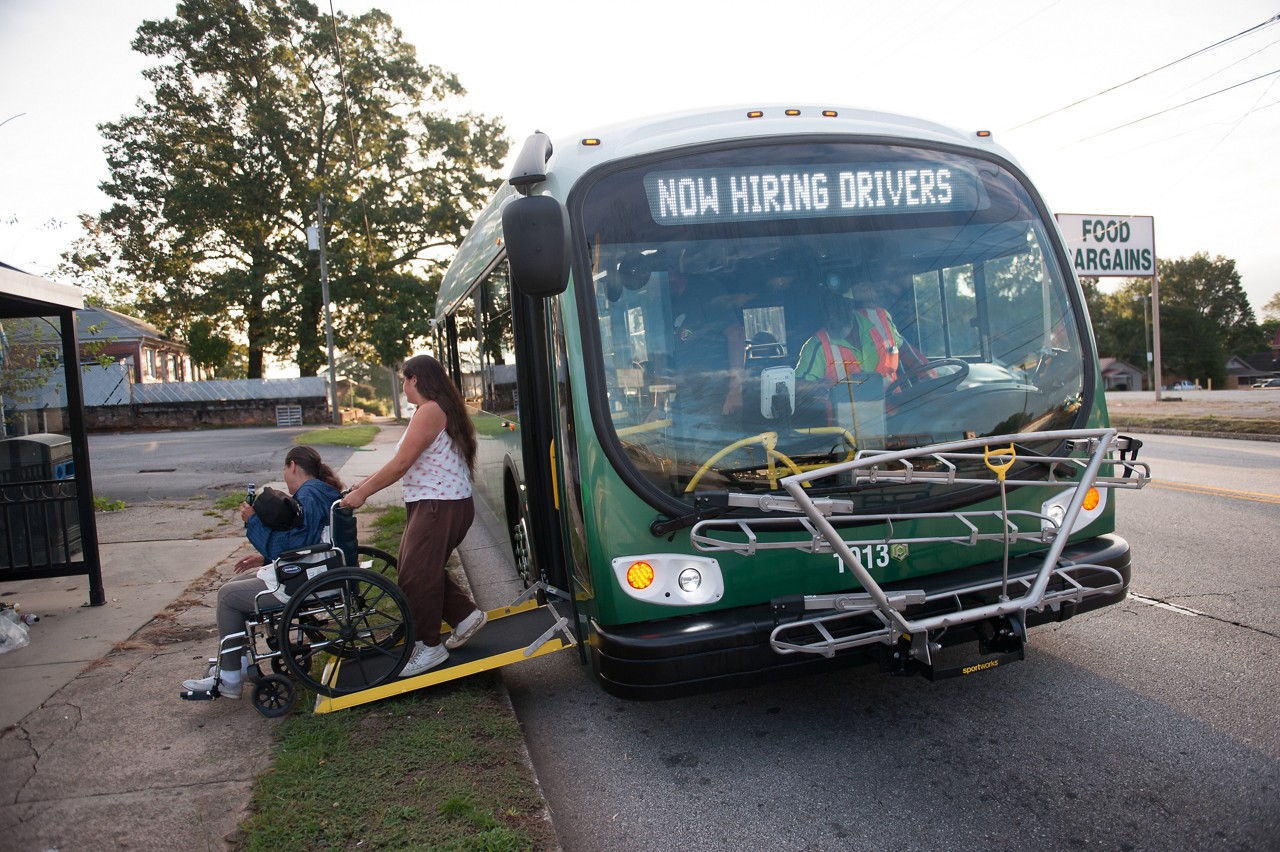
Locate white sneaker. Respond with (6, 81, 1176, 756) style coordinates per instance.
(181, 673, 242, 699)
(444, 609, 487, 650)
(399, 641, 448, 677)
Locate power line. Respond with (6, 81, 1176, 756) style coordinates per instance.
(1070, 68, 1280, 145)
(1010, 13, 1280, 131)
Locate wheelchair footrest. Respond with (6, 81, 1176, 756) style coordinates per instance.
(179, 689, 218, 701)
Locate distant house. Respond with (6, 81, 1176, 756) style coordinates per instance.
(77, 305, 203, 383)
(1226, 327, 1280, 388)
(1098, 357, 1144, 391)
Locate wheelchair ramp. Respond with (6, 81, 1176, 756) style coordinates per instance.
(313, 596, 576, 714)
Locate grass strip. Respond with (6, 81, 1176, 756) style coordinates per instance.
(240, 682, 554, 851)
(1109, 415, 1280, 437)
(292, 424, 382, 447)
(238, 502, 557, 851)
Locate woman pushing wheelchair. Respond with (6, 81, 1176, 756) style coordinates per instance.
(340, 354, 486, 678)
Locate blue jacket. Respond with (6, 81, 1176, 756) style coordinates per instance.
(246, 478, 342, 560)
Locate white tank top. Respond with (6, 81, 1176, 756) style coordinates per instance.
(399, 426, 472, 502)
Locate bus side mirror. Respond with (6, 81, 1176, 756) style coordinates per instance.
(502, 195, 570, 298)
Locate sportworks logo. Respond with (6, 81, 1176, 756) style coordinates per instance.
(961, 659, 1001, 676)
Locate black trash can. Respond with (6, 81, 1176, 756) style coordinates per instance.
(0, 433, 82, 570)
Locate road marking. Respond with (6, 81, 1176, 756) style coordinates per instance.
(1149, 481, 1280, 505)
(1129, 593, 1202, 617)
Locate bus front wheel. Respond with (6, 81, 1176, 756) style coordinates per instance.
(511, 513, 535, 588)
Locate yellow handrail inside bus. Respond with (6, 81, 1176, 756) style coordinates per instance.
(549, 439, 559, 510)
(616, 418, 673, 436)
(683, 426, 861, 492)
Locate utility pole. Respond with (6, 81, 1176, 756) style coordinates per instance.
(1134, 292, 1152, 391)
(1150, 236, 1163, 402)
(309, 196, 341, 424)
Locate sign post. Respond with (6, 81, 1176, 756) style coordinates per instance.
(1056, 214, 1162, 401)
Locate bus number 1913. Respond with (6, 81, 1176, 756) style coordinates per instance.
(836, 545, 890, 572)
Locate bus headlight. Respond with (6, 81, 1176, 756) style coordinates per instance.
(678, 568, 702, 593)
(1041, 486, 1106, 536)
(611, 554, 723, 606)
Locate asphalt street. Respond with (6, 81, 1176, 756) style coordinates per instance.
(87, 427, 360, 503)
(468, 430, 1280, 852)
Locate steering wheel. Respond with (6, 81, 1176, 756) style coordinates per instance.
(884, 357, 970, 399)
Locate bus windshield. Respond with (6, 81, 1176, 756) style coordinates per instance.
(575, 140, 1087, 504)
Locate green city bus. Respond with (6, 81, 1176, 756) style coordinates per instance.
(432, 105, 1150, 699)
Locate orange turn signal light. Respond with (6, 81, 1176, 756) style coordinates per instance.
(626, 561, 655, 590)
(1082, 487, 1100, 511)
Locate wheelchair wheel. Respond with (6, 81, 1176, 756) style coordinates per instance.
(278, 568, 414, 697)
(252, 675, 297, 718)
(355, 546, 407, 650)
(356, 545, 398, 581)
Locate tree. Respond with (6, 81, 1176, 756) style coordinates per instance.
(1258, 292, 1279, 351)
(185, 318, 246, 378)
(1082, 254, 1266, 386)
(1152, 253, 1258, 385)
(54, 215, 140, 314)
(1262, 292, 1280, 324)
(94, 0, 507, 378)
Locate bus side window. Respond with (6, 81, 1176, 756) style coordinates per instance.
(453, 261, 517, 415)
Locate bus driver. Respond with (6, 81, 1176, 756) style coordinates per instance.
(795, 273, 926, 387)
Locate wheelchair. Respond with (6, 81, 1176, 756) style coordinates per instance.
(183, 500, 415, 717)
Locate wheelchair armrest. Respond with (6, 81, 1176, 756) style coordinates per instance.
(277, 543, 336, 560)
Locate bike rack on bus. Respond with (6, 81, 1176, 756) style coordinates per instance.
(688, 428, 1151, 667)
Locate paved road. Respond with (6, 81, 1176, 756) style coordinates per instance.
(466, 433, 1280, 852)
(86, 427, 359, 503)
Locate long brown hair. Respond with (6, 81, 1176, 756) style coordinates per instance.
(286, 445, 344, 491)
(403, 354, 478, 474)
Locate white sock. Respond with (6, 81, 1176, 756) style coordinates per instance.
(221, 669, 243, 685)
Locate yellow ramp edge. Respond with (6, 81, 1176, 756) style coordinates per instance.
(312, 597, 574, 714)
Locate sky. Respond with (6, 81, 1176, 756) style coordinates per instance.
(2, 0, 1278, 316)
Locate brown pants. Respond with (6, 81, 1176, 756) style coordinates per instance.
(399, 497, 476, 646)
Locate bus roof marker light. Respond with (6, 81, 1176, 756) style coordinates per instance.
(822, 110, 838, 118)
(784, 109, 801, 116)
(976, 129, 993, 139)
(581, 138, 602, 147)
(746, 110, 764, 119)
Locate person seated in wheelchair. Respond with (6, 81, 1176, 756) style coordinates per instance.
(181, 445, 345, 700)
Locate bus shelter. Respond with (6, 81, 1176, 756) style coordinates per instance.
(0, 263, 104, 606)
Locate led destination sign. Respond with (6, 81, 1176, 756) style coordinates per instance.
(644, 161, 984, 225)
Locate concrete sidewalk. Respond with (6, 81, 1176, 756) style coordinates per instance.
(0, 421, 406, 851)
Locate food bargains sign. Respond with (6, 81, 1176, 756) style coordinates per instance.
(1055, 214, 1155, 277)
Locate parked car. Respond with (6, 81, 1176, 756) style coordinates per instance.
(1170, 380, 1199, 390)
(1256, 378, 1280, 389)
